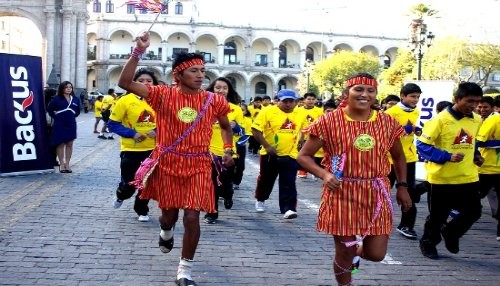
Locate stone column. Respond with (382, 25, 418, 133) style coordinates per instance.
(299, 49, 306, 69)
(272, 47, 279, 68)
(60, 6, 72, 82)
(44, 9, 56, 84)
(244, 82, 251, 103)
(217, 44, 224, 65)
(70, 12, 77, 84)
(75, 11, 88, 90)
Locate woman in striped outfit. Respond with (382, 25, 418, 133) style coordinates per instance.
(297, 73, 412, 286)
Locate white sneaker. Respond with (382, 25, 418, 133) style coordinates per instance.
(113, 199, 123, 209)
(138, 215, 150, 222)
(255, 201, 265, 212)
(283, 210, 297, 219)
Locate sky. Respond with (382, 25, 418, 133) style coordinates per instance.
(195, 0, 500, 44)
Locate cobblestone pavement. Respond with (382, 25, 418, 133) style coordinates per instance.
(0, 112, 498, 286)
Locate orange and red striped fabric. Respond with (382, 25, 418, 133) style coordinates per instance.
(139, 86, 230, 212)
(308, 108, 404, 236)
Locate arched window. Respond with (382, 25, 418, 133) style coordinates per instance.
(305, 47, 314, 62)
(224, 41, 237, 64)
(175, 2, 183, 15)
(278, 80, 286, 91)
(255, 82, 267, 95)
(279, 45, 287, 68)
(227, 77, 237, 89)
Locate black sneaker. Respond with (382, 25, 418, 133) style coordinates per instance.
(175, 278, 197, 286)
(204, 216, 217, 224)
(419, 240, 438, 259)
(223, 198, 233, 209)
(441, 225, 459, 254)
(396, 226, 418, 239)
(97, 135, 107, 139)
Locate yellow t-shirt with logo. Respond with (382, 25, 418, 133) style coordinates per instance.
(252, 105, 301, 158)
(418, 110, 482, 184)
(209, 102, 244, 156)
(476, 112, 500, 174)
(297, 106, 324, 158)
(247, 105, 262, 121)
(109, 93, 156, 152)
(385, 105, 420, 163)
(94, 100, 102, 117)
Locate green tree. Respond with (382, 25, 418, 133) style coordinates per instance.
(422, 37, 467, 81)
(461, 43, 500, 87)
(302, 51, 380, 98)
(378, 49, 415, 99)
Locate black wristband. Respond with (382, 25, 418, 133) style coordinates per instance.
(395, 182, 408, 188)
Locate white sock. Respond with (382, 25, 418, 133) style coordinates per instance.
(177, 258, 193, 280)
(160, 229, 173, 241)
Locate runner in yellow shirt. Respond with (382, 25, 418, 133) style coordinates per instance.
(233, 103, 253, 190)
(98, 88, 117, 140)
(247, 96, 263, 155)
(296, 92, 324, 179)
(93, 95, 104, 133)
(204, 77, 243, 224)
(252, 89, 302, 219)
(476, 96, 500, 240)
(417, 82, 484, 259)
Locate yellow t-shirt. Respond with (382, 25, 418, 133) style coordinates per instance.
(242, 116, 252, 136)
(94, 100, 102, 117)
(251, 105, 301, 158)
(476, 112, 500, 174)
(418, 110, 482, 184)
(297, 106, 324, 158)
(109, 93, 156, 152)
(102, 95, 115, 111)
(247, 105, 262, 120)
(209, 102, 244, 156)
(385, 105, 420, 163)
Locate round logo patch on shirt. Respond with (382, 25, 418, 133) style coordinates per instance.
(178, 107, 197, 123)
(354, 134, 375, 151)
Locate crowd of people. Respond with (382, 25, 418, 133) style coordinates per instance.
(46, 30, 498, 286)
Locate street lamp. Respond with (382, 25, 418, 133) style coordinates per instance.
(410, 21, 435, 80)
(304, 60, 315, 92)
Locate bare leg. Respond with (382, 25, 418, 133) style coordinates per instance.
(333, 235, 356, 286)
(159, 208, 179, 230)
(94, 118, 101, 132)
(360, 235, 389, 262)
(181, 209, 200, 260)
(64, 140, 74, 171)
(56, 144, 66, 171)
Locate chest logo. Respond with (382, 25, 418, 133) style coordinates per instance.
(178, 107, 197, 123)
(354, 134, 375, 151)
(452, 129, 473, 145)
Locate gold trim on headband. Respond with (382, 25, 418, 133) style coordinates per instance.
(173, 59, 205, 73)
(346, 76, 378, 87)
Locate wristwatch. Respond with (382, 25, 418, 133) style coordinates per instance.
(395, 182, 408, 188)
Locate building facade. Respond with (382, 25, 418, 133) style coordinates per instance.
(86, 0, 403, 101)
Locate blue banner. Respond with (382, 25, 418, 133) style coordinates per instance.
(0, 53, 53, 175)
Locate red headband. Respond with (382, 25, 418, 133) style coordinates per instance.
(173, 58, 205, 74)
(346, 76, 378, 88)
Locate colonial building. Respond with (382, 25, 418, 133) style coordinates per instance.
(87, 0, 403, 101)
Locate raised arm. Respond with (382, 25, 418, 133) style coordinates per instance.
(118, 32, 151, 99)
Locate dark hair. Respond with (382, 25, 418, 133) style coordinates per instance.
(455, 82, 483, 99)
(172, 52, 205, 72)
(133, 68, 159, 86)
(205, 77, 240, 104)
(323, 99, 337, 110)
(96, 95, 104, 101)
(384, 94, 400, 103)
(57, 81, 73, 99)
(262, 95, 271, 100)
(253, 96, 263, 102)
(303, 92, 317, 99)
(436, 101, 453, 113)
(495, 95, 500, 108)
(400, 83, 422, 96)
(107, 88, 115, 95)
(240, 103, 251, 117)
(479, 96, 494, 107)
